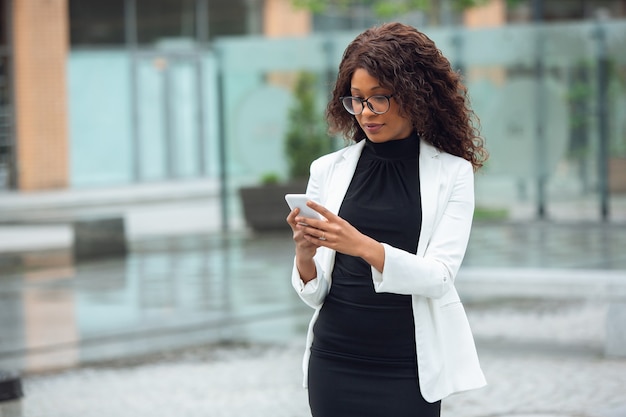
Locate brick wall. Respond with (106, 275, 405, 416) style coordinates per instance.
(263, 0, 310, 38)
(13, 0, 69, 190)
(463, 0, 505, 28)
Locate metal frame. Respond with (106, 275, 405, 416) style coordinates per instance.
(126, 0, 209, 181)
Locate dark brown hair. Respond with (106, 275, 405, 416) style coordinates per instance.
(326, 22, 488, 171)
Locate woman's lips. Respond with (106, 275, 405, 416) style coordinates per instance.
(363, 123, 383, 133)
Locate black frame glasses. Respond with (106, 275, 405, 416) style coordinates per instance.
(340, 94, 394, 115)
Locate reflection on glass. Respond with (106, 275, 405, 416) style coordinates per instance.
(23, 268, 79, 373)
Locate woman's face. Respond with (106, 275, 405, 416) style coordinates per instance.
(349, 68, 413, 143)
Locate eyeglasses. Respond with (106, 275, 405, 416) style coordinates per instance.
(340, 94, 394, 115)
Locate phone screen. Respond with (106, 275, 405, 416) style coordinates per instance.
(285, 194, 322, 220)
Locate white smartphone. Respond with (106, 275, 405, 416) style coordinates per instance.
(285, 194, 323, 220)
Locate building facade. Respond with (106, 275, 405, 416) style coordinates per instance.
(1, 0, 624, 191)
(0, 0, 312, 191)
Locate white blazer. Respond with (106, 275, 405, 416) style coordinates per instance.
(291, 138, 487, 403)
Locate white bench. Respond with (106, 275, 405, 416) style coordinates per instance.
(456, 267, 626, 357)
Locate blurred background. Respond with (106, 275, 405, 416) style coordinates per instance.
(0, 0, 625, 221)
(0, 1, 626, 416)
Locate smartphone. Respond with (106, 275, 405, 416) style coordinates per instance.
(285, 194, 322, 220)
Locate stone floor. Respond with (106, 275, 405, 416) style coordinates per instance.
(1, 221, 625, 416)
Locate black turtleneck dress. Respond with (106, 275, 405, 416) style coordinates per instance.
(307, 134, 441, 417)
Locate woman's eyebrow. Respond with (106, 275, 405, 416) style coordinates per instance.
(350, 85, 384, 92)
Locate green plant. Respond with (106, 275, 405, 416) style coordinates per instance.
(260, 172, 281, 185)
(473, 206, 508, 221)
(565, 59, 626, 159)
(566, 62, 593, 160)
(284, 72, 332, 180)
(292, 0, 523, 20)
(609, 63, 626, 157)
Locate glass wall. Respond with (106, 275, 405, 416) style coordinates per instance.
(65, 1, 626, 220)
(68, 0, 250, 186)
(214, 21, 626, 221)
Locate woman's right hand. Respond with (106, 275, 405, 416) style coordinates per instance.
(286, 208, 320, 282)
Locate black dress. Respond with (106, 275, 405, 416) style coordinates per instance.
(308, 134, 441, 417)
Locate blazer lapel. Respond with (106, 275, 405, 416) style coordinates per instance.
(322, 139, 441, 255)
(320, 139, 439, 260)
(315, 141, 365, 279)
(324, 140, 365, 215)
(417, 140, 441, 256)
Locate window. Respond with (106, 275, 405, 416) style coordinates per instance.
(0, 0, 13, 189)
(136, 0, 248, 45)
(69, 0, 250, 47)
(207, 0, 248, 40)
(0, 0, 7, 47)
(70, 0, 125, 46)
(136, 0, 197, 45)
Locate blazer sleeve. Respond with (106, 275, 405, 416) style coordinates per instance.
(291, 256, 330, 308)
(371, 159, 474, 299)
(290, 156, 331, 308)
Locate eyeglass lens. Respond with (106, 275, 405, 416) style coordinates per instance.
(342, 96, 391, 115)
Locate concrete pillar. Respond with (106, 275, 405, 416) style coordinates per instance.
(12, 0, 69, 190)
(263, 0, 311, 38)
(463, 0, 506, 28)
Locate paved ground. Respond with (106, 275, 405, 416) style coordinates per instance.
(2, 299, 626, 417)
(1, 184, 626, 417)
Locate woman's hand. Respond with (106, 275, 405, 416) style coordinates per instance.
(293, 200, 385, 272)
(286, 207, 320, 283)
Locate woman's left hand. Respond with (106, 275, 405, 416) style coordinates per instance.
(295, 200, 384, 270)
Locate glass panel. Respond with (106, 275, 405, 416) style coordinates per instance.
(63, 18, 625, 217)
(604, 22, 626, 160)
(132, 54, 206, 180)
(170, 60, 201, 178)
(69, 0, 125, 46)
(211, 21, 626, 221)
(137, 58, 168, 180)
(68, 51, 133, 186)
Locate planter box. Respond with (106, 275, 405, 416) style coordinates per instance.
(609, 157, 626, 194)
(239, 181, 307, 232)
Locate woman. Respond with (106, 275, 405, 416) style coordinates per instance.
(286, 22, 488, 417)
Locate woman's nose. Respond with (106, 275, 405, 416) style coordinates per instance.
(361, 103, 376, 116)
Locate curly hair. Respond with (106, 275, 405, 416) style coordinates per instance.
(326, 22, 488, 171)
